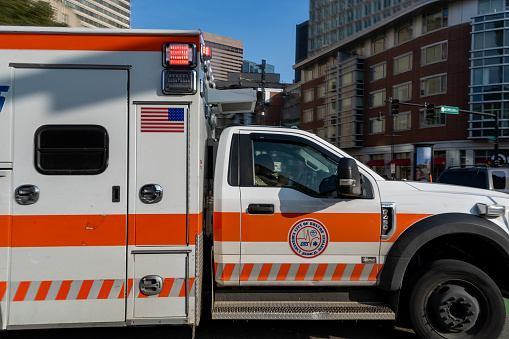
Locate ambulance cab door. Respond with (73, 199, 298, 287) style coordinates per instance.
(237, 131, 382, 286)
(10, 67, 128, 327)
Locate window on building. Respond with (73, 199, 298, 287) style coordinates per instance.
(372, 36, 386, 54)
(393, 112, 411, 131)
(485, 30, 504, 49)
(328, 78, 337, 91)
(370, 62, 386, 81)
(342, 71, 354, 85)
(420, 108, 446, 127)
(370, 89, 386, 108)
(393, 82, 412, 101)
(303, 109, 314, 123)
(422, 42, 448, 65)
(341, 97, 353, 110)
(423, 9, 448, 33)
(303, 69, 313, 82)
(395, 25, 412, 45)
(302, 109, 314, 123)
(317, 106, 326, 120)
(304, 88, 314, 103)
(420, 74, 447, 96)
(317, 84, 326, 98)
(473, 66, 503, 85)
(479, 0, 505, 14)
(394, 53, 412, 74)
(369, 117, 385, 134)
(35, 125, 109, 175)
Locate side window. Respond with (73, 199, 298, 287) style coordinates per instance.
(35, 125, 108, 175)
(492, 170, 506, 189)
(252, 139, 338, 197)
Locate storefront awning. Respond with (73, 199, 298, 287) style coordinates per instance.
(434, 158, 446, 165)
(387, 159, 411, 166)
(366, 160, 385, 166)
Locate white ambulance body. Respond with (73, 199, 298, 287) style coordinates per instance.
(1, 27, 509, 339)
(0, 26, 213, 328)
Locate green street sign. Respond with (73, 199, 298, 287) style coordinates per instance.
(440, 105, 459, 114)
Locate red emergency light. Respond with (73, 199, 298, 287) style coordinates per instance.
(163, 43, 197, 68)
(201, 45, 212, 61)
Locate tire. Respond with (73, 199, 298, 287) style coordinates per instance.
(409, 259, 505, 339)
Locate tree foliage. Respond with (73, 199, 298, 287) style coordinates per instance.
(0, 0, 67, 27)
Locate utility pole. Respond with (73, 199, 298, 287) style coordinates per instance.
(261, 59, 266, 125)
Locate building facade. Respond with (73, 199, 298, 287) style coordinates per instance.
(295, 0, 509, 180)
(202, 32, 243, 82)
(42, 0, 130, 28)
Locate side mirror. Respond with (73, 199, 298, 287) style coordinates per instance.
(336, 158, 363, 197)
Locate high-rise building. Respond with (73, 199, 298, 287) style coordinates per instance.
(293, 0, 509, 180)
(308, 0, 431, 56)
(202, 32, 243, 82)
(42, 0, 130, 28)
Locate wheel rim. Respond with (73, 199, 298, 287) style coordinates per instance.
(425, 280, 486, 334)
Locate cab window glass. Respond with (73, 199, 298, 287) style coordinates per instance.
(253, 140, 338, 197)
(35, 125, 108, 175)
(492, 170, 506, 189)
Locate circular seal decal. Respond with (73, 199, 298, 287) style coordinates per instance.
(288, 218, 329, 258)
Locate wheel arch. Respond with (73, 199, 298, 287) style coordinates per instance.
(379, 213, 509, 293)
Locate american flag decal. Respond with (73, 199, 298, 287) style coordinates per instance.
(141, 107, 185, 133)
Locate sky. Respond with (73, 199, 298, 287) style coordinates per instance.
(130, 0, 309, 84)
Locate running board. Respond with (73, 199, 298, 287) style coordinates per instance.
(212, 300, 395, 320)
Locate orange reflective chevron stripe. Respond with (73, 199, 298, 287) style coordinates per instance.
(34, 281, 52, 301)
(218, 263, 381, 283)
(1, 278, 194, 302)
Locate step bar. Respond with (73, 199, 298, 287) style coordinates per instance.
(212, 300, 395, 320)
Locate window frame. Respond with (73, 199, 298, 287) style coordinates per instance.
(369, 89, 386, 108)
(369, 117, 385, 135)
(34, 124, 109, 175)
(238, 133, 374, 199)
(420, 73, 447, 97)
(393, 52, 413, 75)
(370, 62, 386, 82)
(393, 81, 412, 101)
(395, 24, 413, 45)
(393, 111, 411, 131)
(421, 41, 448, 66)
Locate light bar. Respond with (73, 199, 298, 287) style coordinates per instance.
(163, 43, 197, 68)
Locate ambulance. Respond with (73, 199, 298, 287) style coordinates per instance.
(0, 26, 508, 339)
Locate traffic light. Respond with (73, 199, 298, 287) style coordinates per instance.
(391, 99, 399, 115)
(425, 103, 435, 119)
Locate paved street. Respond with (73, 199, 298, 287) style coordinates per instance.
(2, 320, 418, 339)
(3, 318, 508, 339)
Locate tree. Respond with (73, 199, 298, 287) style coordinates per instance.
(0, 0, 67, 27)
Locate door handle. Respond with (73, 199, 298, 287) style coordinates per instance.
(139, 184, 163, 204)
(15, 185, 40, 205)
(112, 186, 120, 202)
(248, 204, 274, 215)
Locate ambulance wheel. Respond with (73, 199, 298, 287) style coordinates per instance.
(409, 259, 505, 339)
